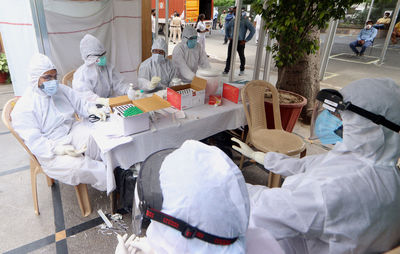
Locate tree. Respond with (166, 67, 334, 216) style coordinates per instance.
(253, 0, 363, 121)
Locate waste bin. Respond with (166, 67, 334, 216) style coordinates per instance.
(196, 68, 221, 98)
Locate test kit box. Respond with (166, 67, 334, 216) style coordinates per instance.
(222, 82, 246, 104)
(110, 94, 170, 136)
(167, 76, 207, 110)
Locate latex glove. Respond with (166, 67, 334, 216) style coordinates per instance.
(88, 106, 106, 121)
(65, 145, 87, 157)
(115, 234, 137, 254)
(150, 76, 161, 90)
(54, 144, 76, 156)
(95, 97, 109, 107)
(231, 137, 265, 165)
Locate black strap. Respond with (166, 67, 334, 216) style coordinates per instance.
(144, 207, 238, 245)
(347, 103, 400, 133)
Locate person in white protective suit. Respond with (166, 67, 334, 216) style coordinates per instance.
(138, 38, 177, 92)
(115, 140, 284, 254)
(73, 34, 130, 107)
(11, 54, 108, 191)
(172, 26, 211, 83)
(232, 78, 400, 254)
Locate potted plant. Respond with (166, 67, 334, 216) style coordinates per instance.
(0, 53, 10, 83)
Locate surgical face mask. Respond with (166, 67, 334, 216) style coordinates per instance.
(187, 39, 197, 49)
(96, 55, 107, 66)
(366, 24, 372, 29)
(315, 109, 343, 145)
(40, 79, 59, 96)
(151, 53, 165, 63)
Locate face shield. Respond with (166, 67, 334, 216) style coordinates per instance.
(310, 89, 400, 144)
(132, 148, 240, 246)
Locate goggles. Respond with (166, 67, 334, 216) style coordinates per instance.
(185, 36, 198, 40)
(132, 148, 239, 246)
(40, 73, 57, 81)
(310, 89, 400, 140)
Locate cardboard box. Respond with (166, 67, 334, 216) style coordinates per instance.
(222, 82, 246, 104)
(167, 76, 207, 110)
(110, 94, 171, 136)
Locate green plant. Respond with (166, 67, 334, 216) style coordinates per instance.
(0, 53, 9, 74)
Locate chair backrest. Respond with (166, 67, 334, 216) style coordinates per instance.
(1, 98, 41, 165)
(62, 69, 76, 87)
(241, 80, 283, 132)
(167, 55, 172, 60)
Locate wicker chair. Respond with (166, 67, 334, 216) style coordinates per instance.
(240, 80, 307, 188)
(62, 69, 76, 87)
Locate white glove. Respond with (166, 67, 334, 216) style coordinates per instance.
(115, 234, 137, 254)
(95, 97, 109, 107)
(54, 144, 85, 157)
(150, 76, 161, 90)
(88, 106, 106, 121)
(231, 137, 265, 165)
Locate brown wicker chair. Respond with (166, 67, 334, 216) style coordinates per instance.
(240, 80, 307, 188)
(1, 98, 91, 217)
(62, 69, 76, 87)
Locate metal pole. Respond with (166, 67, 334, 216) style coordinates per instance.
(378, 0, 400, 65)
(228, 0, 243, 82)
(262, 34, 273, 82)
(155, 0, 159, 39)
(366, 0, 375, 23)
(319, 19, 338, 81)
(252, 17, 266, 80)
(165, 0, 169, 55)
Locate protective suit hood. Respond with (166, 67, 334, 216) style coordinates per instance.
(146, 140, 250, 253)
(29, 53, 56, 87)
(182, 26, 197, 44)
(80, 34, 106, 63)
(152, 38, 167, 54)
(338, 78, 400, 166)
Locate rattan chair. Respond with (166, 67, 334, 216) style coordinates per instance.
(240, 80, 307, 188)
(62, 69, 75, 87)
(1, 98, 91, 217)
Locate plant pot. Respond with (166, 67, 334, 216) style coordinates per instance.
(0, 72, 9, 84)
(264, 89, 307, 133)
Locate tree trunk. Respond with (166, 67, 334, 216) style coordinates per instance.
(276, 29, 320, 124)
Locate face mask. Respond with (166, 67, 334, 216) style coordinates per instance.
(151, 53, 165, 63)
(40, 80, 59, 96)
(187, 39, 197, 49)
(315, 109, 343, 145)
(96, 55, 107, 66)
(366, 25, 372, 29)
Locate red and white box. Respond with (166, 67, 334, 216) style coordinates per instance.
(208, 94, 222, 106)
(167, 76, 207, 110)
(222, 83, 245, 104)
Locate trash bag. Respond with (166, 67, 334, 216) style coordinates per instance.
(114, 167, 137, 209)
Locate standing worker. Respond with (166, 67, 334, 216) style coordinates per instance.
(171, 13, 182, 44)
(172, 26, 210, 83)
(196, 14, 209, 52)
(223, 7, 255, 76)
(72, 34, 131, 106)
(223, 8, 234, 44)
(233, 78, 400, 253)
(212, 8, 218, 30)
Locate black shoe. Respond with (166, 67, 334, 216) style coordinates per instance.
(223, 42, 227, 45)
(222, 71, 229, 75)
(359, 53, 364, 56)
(354, 52, 359, 56)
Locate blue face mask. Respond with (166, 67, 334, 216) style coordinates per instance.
(40, 80, 59, 96)
(151, 53, 165, 63)
(315, 109, 343, 145)
(96, 55, 107, 66)
(187, 39, 197, 49)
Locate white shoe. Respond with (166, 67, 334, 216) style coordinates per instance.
(239, 71, 245, 76)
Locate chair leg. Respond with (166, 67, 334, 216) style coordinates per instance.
(74, 184, 92, 217)
(46, 176, 54, 187)
(110, 191, 117, 215)
(30, 159, 40, 215)
(268, 173, 282, 188)
(300, 148, 307, 158)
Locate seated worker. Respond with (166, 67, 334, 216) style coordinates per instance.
(349, 20, 377, 56)
(11, 54, 108, 191)
(73, 34, 130, 107)
(172, 26, 210, 84)
(391, 21, 400, 44)
(373, 11, 391, 29)
(233, 78, 400, 253)
(138, 38, 176, 92)
(115, 140, 284, 254)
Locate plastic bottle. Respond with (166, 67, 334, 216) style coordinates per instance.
(127, 83, 136, 100)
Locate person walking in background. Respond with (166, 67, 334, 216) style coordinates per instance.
(223, 8, 234, 44)
(196, 14, 209, 52)
(220, 10, 227, 30)
(171, 13, 182, 44)
(349, 20, 377, 56)
(212, 8, 218, 30)
(223, 7, 255, 76)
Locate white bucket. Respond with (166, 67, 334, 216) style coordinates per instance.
(196, 68, 221, 98)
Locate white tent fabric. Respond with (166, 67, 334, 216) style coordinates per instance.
(0, 0, 39, 96)
(44, 0, 142, 84)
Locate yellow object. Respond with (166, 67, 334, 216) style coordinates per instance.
(377, 17, 391, 25)
(240, 80, 307, 188)
(1, 97, 92, 217)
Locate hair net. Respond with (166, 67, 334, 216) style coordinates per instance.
(29, 53, 56, 87)
(182, 26, 197, 42)
(151, 38, 167, 53)
(339, 78, 400, 165)
(146, 140, 250, 253)
(79, 34, 106, 61)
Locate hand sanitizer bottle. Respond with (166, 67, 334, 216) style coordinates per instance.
(127, 83, 136, 100)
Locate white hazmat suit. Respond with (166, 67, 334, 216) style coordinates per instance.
(11, 54, 107, 191)
(73, 34, 130, 101)
(172, 26, 210, 83)
(246, 78, 400, 253)
(138, 38, 177, 91)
